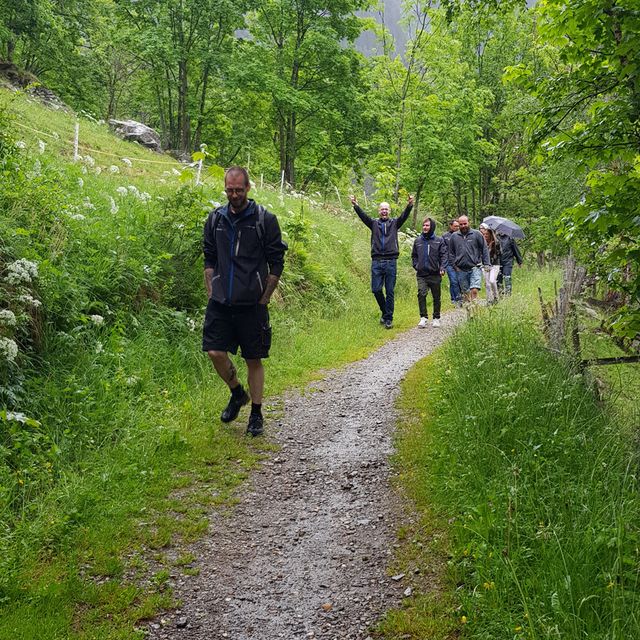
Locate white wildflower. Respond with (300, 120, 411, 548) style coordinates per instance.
(109, 165, 120, 174)
(186, 317, 197, 332)
(82, 197, 96, 210)
(94, 166, 102, 175)
(116, 186, 128, 197)
(84, 155, 95, 167)
(0, 309, 16, 327)
(109, 196, 118, 214)
(31, 160, 41, 176)
(125, 376, 140, 387)
(78, 178, 84, 188)
(142, 265, 152, 274)
(122, 157, 132, 167)
(15, 140, 26, 149)
(127, 185, 139, 195)
(90, 314, 104, 326)
(159, 178, 166, 184)
(172, 168, 181, 176)
(81, 165, 87, 174)
(95, 341, 104, 354)
(0, 310, 17, 326)
(38, 140, 46, 154)
(17, 293, 42, 308)
(68, 213, 86, 221)
(138, 191, 151, 203)
(5, 259, 38, 285)
(0, 337, 18, 363)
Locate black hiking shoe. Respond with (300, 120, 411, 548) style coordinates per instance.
(220, 389, 250, 423)
(246, 413, 264, 437)
(380, 316, 385, 325)
(384, 320, 393, 329)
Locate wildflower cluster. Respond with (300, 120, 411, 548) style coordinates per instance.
(1, 258, 42, 369)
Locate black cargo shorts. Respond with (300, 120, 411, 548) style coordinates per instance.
(202, 300, 272, 359)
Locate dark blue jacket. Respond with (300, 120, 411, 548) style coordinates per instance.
(203, 200, 287, 305)
(412, 219, 448, 276)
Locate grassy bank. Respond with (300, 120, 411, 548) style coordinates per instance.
(0, 89, 422, 638)
(384, 270, 640, 639)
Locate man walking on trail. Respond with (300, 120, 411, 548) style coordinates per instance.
(202, 166, 287, 436)
(441, 219, 461, 307)
(412, 217, 448, 328)
(349, 194, 414, 329)
(497, 232, 523, 295)
(448, 215, 490, 302)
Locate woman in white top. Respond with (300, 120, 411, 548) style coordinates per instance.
(480, 223, 501, 305)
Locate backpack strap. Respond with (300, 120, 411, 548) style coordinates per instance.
(211, 204, 267, 251)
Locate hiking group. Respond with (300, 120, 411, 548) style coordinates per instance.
(350, 198, 523, 329)
(201, 166, 522, 437)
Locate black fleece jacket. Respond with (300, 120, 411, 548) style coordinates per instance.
(203, 200, 287, 306)
(353, 203, 413, 260)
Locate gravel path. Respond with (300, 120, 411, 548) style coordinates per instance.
(147, 310, 465, 640)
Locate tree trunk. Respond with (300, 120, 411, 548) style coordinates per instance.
(178, 58, 190, 153)
(193, 62, 210, 149)
(412, 177, 426, 228)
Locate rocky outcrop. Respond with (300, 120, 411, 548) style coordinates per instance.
(0, 61, 69, 110)
(108, 119, 163, 153)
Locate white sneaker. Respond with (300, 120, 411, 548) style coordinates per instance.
(418, 317, 428, 328)
(432, 318, 441, 328)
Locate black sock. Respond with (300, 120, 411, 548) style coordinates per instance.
(231, 384, 245, 399)
(251, 403, 262, 416)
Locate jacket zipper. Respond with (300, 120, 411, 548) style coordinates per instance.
(227, 227, 236, 302)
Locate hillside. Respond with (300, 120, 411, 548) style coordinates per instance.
(0, 88, 420, 638)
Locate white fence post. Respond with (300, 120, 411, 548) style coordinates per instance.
(73, 121, 80, 161)
(333, 184, 342, 207)
(195, 144, 205, 186)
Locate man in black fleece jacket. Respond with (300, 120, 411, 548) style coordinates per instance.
(202, 166, 287, 437)
(349, 194, 414, 328)
(412, 217, 448, 327)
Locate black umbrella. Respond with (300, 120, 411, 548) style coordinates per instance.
(482, 216, 525, 239)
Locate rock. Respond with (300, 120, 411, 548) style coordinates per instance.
(391, 573, 405, 581)
(403, 587, 413, 597)
(321, 603, 333, 612)
(108, 119, 162, 152)
(176, 617, 188, 628)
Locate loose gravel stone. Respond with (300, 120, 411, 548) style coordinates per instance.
(147, 310, 464, 639)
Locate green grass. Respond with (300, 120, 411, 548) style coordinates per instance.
(0, 87, 423, 638)
(383, 268, 640, 639)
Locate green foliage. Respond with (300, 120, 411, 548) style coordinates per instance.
(394, 291, 640, 638)
(504, 0, 640, 336)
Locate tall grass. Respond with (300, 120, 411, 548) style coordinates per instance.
(388, 280, 640, 639)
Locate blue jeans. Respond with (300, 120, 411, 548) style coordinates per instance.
(446, 266, 461, 303)
(371, 259, 397, 322)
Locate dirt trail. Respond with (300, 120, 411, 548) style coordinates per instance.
(148, 310, 465, 639)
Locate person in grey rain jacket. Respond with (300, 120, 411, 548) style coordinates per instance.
(448, 215, 490, 302)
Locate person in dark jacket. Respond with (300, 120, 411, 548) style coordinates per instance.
(412, 217, 448, 327)
(497, 233, 523, 295)
(202, 166, 287, 436)
(448, 215, 490, 302)
(441, 219, 461, 306)
(349, 194, 414, 329)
